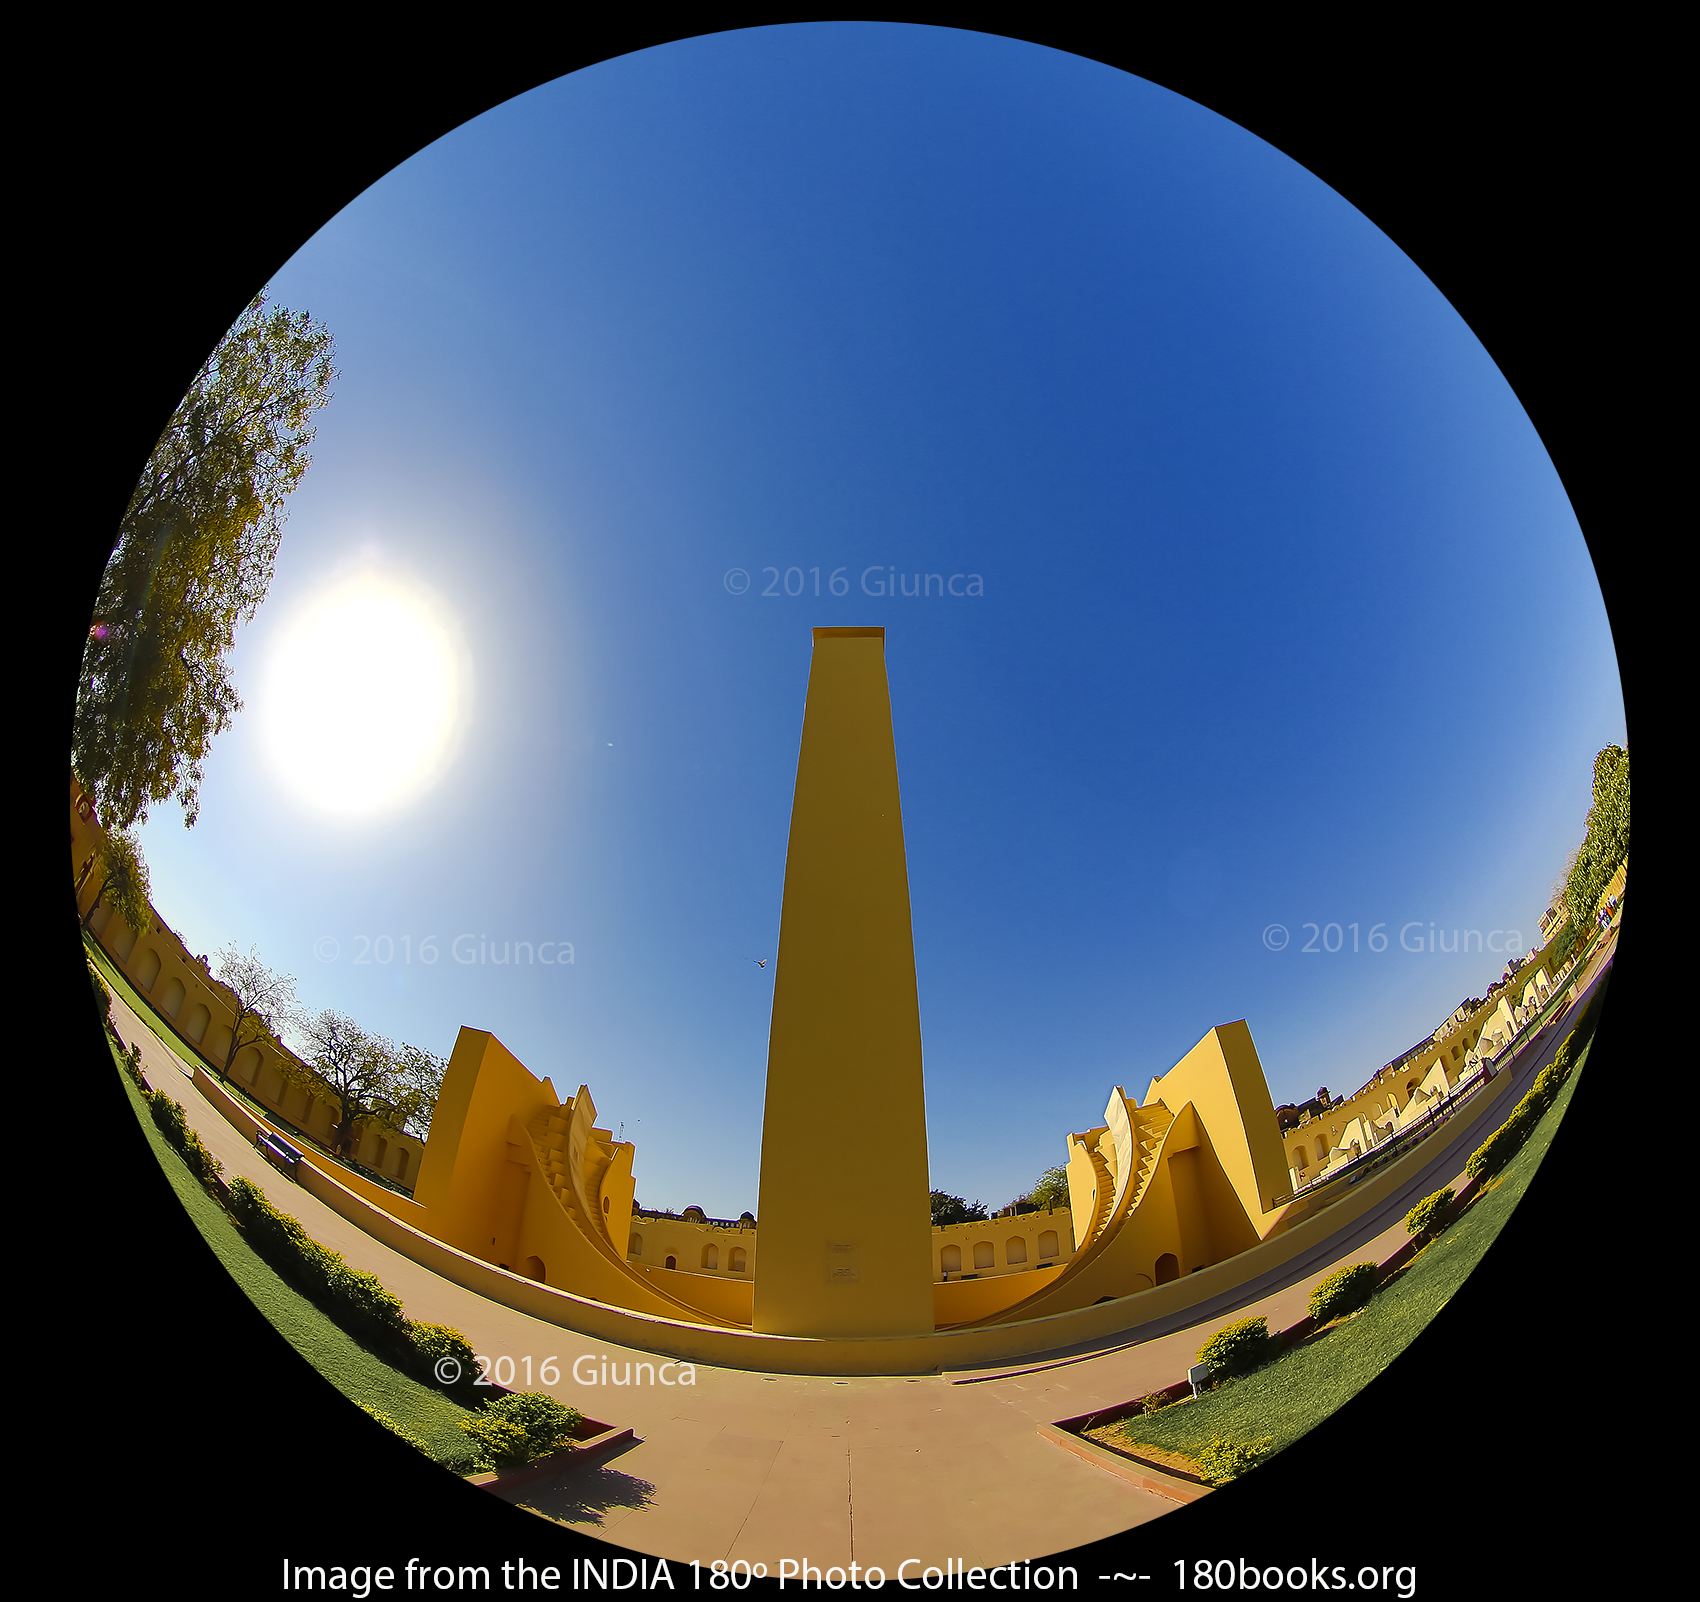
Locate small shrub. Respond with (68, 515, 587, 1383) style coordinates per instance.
(1309, 1262, 1378, 1324)
(122, 1042, 149, 1092)
(1142, 1389, 1177, 1416)
(1195, 1434, 1275, 1485)
(461, 1392, 582, 1472)
(1404, 1188, 1454, 1239)
(410, 1321, 478, 1386)
(1197, 1316, 1277, 1380)
(360, 1404, 430, 1456)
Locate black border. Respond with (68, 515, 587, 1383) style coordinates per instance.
(37, 17, 1637, 1590)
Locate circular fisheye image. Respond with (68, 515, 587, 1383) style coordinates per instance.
(72, 22, 1624, 1586)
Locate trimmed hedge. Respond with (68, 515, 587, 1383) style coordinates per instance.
(461, 1391, 582, 1472)
(1198, 1316, 1278, 1379)
(1308, 1262, 1378, 1324)
(116, 1035, 477, 1406)
(228, 1177, 409, 1342)
(1467, 1027, 1586, 1181)
(410, 1321, 478, 1388)
(147, 1092, 225, 1196)
(1404, 1187, 1454, 1239)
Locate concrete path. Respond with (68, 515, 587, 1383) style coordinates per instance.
(100, 941, 1607, 1571)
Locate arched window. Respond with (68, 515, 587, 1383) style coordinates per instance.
(628, 1232, 644, 1257)
(702, 1245, 719, 1270)
(1038, 1230, 1059, 1258)
(941, 1245, 962, 1274)
(973, 1240, 995, 1270)
(730, 1247, 747, 1272)
(160, 977, 185, 1019)
(665, 1255, 677, 1270)
(522, 1256, 546, 1282)
(373, 1138, 388, 1173)
(183, 1003, 210, 1043)
(602, 1195, 610, 1213)
(1005, 1237, 1028, 1265)
(1315, 1136, 1328, 1162)
(1292, 1147, 1307, 1169)
(134, 948, 162, 992)
(1155, 1252, 1180, 1284)
(234, 1046, 261, 1084)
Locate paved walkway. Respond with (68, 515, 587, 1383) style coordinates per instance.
(102, 939, 1609, 1571)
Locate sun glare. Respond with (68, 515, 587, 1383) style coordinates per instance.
(262, 568, 468, 816)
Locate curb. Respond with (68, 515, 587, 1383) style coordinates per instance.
(1037, 1423, 1211, 1502)
(468, 1424, 636, 1493)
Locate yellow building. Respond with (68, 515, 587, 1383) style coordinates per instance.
(81, 627, 1599, 1366)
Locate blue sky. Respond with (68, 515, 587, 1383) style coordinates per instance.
(123, 24, 1623, 1216)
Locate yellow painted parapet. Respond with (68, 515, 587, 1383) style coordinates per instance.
(754, 627, 935, 1338)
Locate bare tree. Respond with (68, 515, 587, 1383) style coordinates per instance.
(211, 943, 298, 1081)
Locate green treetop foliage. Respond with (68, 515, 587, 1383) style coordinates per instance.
(1557, 744, 1625, 931)
(284, 1010, 446, 1160)
(74, 291, 335, 829)
(81, 827, 151, 934)
(1027, 1165, 1070, 1212)
(1562, 744, 1629, 934)
(930, 1190, 989, 1227)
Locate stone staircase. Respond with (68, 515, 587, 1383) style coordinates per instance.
(527, 1108, 577, 1215)
(1124, 1102, 1174, 1217)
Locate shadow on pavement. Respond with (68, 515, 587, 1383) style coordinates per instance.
(506, 1461, 658, 1528)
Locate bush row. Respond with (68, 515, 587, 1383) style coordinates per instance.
(102, 955, 573, 1475)
(1466, 1028, 1583, 1182)
(228, 1176, 411, 1341)
(147, 1091, 227, 1197)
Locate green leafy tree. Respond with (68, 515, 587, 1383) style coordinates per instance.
(211, 943, 298, 1081)
(286, 1010, 445, 1159)
(392, 1042, 447, 1141)
(74, 291, 335, 828)
(930, 1190, 988, 1227)
(1562, 744, 1629, 933)
(81, 827, 151, 934)
(1027, 1165, 1070, 1212)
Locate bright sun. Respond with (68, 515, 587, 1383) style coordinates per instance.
(262, 568, 468, 816)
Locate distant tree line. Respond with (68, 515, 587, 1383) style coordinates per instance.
(931, 1164, 1071, 1227)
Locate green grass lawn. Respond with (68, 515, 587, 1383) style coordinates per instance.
(109, 1030, 482, 1469)
(1114, 1039, 1592, 1476)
